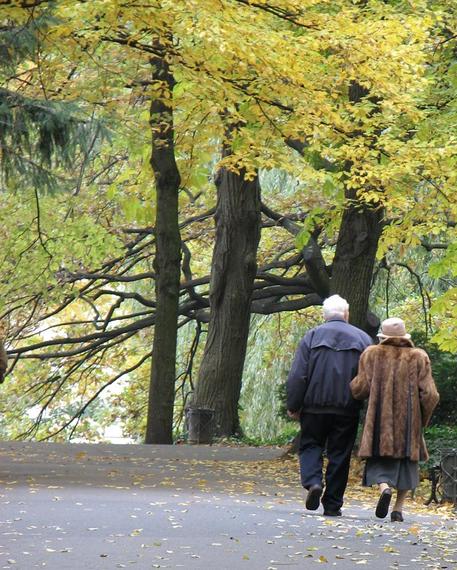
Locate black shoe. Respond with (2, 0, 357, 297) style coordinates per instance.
(323, 509, 342, 517)
(306, 484, 322, 510)
(391, 510, 404, 522)
(375, 488, 392, 519)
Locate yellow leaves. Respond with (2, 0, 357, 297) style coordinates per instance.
(355, 529, 365, 537)
(4, 0, 457, 451)
(130, 529, 143, 536)
(383, 545, 399, 554)
(9, 0, 446, 200)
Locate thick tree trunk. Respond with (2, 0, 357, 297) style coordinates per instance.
(145, 45, 181, 444)
(330, 80, 383, 334)
(191, 164, 261, 437)
(330, 190, 383, 332)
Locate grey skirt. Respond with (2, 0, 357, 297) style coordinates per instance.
(362, 457, 419, 491)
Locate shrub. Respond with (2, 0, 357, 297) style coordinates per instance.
(423, 424, 457, 469)
(412, 331, 457, 426)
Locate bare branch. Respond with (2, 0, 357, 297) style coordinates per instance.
(261, 202, 329, 296)
(39, 351, 152, 441)
(252, 293, 322, 314)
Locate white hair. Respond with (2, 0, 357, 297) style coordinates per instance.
(322, 295, 349, 320)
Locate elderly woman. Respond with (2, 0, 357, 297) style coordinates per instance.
(350, 318, 439, 522)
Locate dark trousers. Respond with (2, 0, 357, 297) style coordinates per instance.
(299, 412, 359, 512)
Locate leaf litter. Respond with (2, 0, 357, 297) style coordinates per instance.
(0, 444, 455, 568)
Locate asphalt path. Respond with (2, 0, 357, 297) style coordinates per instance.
(0, 442, 454, 570)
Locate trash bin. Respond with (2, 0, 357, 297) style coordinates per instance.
(186, 408, 215, 444)
(440, 448, 457, 506)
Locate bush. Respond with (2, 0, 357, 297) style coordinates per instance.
(422, 424, 457, 469)
(412, 331, 457, 425)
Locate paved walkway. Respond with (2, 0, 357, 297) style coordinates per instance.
(0, 442, 455, 569)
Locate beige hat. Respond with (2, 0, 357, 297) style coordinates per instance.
(378, 317, 411, 340)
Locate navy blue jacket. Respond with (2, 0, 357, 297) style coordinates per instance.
(287, 319, 372, 416)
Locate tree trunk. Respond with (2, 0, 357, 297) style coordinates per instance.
(330, 190, 383, 332)
(330, 80, 383, 334)
(191, 163, 261, 437)
(145, 44, 181, 444)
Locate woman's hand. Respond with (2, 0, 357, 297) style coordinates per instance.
(287, 410, 301, 421)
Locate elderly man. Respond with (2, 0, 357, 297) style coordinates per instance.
(287, 295, 372, 516)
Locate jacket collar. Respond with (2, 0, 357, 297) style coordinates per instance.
(379, 337, 415, 348)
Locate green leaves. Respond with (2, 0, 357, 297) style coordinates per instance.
(119, 196, 153, 224)
(2, 0, 457, 442)
(294, 207, 330, 252)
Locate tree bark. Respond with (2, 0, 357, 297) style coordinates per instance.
(330, 189, 383, 332)
(191, 160, 261, 437)
(145, 43, 181, 444)
(330, 80, 384, 334)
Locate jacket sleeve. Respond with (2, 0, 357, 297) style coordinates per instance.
(349, 348, 372, 400)
(286, 335, 311, 413)
(417, 352, 439, 427)
(0, 340, 7, 383)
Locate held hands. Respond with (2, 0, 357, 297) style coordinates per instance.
(287, 410, 301, 421)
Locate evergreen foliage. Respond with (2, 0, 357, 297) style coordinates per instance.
(412, 331, 457, 426)
(0, 7, 101, 189)
(0, 89, 93, 186)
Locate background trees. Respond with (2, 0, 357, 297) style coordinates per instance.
(0, 0, 456, 443)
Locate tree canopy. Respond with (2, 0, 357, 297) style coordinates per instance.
(1, 0, 456, 441)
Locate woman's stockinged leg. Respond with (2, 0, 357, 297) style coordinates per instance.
(390, 489, 408, 522)
(393, 489, 408, 512)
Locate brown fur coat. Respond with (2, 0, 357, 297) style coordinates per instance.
(350, 338, 439, 461)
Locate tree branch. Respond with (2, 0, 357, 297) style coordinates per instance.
(261, 202, 330, 296)
(39, 351, 152, 441)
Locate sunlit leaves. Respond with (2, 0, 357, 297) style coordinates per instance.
(1, 0, 457, 441)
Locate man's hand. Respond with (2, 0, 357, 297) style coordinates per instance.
(287, 410, 300, 421)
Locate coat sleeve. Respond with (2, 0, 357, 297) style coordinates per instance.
(0, 340, 7, 383)
(349, 348, 372, 400)
(286, 335, 311, 413)
(417, 352, 439, 427)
